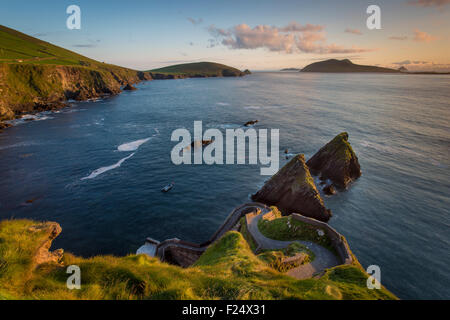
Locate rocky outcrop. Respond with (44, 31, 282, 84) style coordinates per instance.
(123, 83, 137, 91)
(307, 132, 361, 189)
(244, 120, 258, 126)
(191, 139, 214, 147)
(28, 222, 64, 267)
(323, 185, 336, 195)
(252, 154, 332, 222)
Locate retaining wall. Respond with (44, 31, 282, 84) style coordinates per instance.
(291, 213, 353, 265)
(154, 203, 268, 267)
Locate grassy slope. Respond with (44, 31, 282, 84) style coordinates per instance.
(0, 219, 397, 300)
(149, 62, 244, 77)
(258, 215, 336, 254)
(0, 25, 147, 120)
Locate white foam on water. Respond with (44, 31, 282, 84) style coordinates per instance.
(0, 141, 41, 150)
(216, 102, 230, 106)
(81, 153, 135, 180)
(117, 138, 151, 152)
(244, 105, 260, 110)
(5, 113, 55, 126)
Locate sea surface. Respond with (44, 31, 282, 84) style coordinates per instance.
(0, 72, 449, 299)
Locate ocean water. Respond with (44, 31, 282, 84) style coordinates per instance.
(0, 72, 449, 299)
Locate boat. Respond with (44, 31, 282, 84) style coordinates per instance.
(161, 182, 174, 192)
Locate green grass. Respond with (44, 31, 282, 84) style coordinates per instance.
(321, 132, 354, 162)
(0, 219, 397, 300)
(258, 215, 336, 254)
(257, 243, 314, 273)
(0, 25, 118, 69)
(238, 217, 258, 252)
(0, 25, 147, 121)
(149, 62, 244, 77)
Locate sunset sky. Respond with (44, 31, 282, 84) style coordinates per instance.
(1, 0, 449, 71)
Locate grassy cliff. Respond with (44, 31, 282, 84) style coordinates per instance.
(0, 219, 397, 300)
(0, 25, 150, 121)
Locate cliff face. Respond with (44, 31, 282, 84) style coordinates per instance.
(0, 63, 151, 121)
(307, 132, 361, 189)
(252, 154, 332, 222)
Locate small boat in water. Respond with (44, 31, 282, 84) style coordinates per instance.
(161, 182, 174, 193)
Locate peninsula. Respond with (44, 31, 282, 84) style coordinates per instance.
(0, 26, 249, 126)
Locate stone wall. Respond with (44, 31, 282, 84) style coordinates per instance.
(153, 203, 269, 267)
(291, 213, 353, 265)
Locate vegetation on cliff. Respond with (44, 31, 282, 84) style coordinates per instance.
(252, 154, 332, 221)
(0, 25, 150, 121)
(0, 219, 396, 300)
(307, 132, 361, 189)
(149, 62, 247, 78)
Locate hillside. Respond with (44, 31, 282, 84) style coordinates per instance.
(0, 219, 397, 300)
(0, 25, 150, 121)
(301, 59, 400, 73)
(149, 62, 248, 79)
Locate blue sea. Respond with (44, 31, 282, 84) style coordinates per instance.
(0, 72, 449, 299)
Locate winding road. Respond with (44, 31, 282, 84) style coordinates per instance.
(247, 213, 340, 279)
(138, 202, 340, 279)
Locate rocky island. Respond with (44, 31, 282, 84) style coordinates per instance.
(252, 154, 332, 221)
(307, 132, 361, 189)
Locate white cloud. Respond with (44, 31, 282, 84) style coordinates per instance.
(208, 22, 372, 54)
(413, 29, 437, 42)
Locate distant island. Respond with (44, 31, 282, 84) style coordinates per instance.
(280, 68, 300, 72)
(301, 59, 400, 73)
(149, 62, 250, 79)
(301, 59, 450, 74)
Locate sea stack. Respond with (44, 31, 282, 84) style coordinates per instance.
(307, 132, 361, 189)
(252, 154, 332, 222)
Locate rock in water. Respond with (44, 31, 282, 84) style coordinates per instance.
(323, 185, 336, 195)
(307, 132, 361, 189)
(252, 154, 332, 222)
(123, 83, 137, 91)
(244, 120, 258, 126)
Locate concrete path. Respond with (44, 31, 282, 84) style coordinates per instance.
(247, 213, 340, 279)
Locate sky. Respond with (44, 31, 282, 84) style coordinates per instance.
(1, 0, 449, 71)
